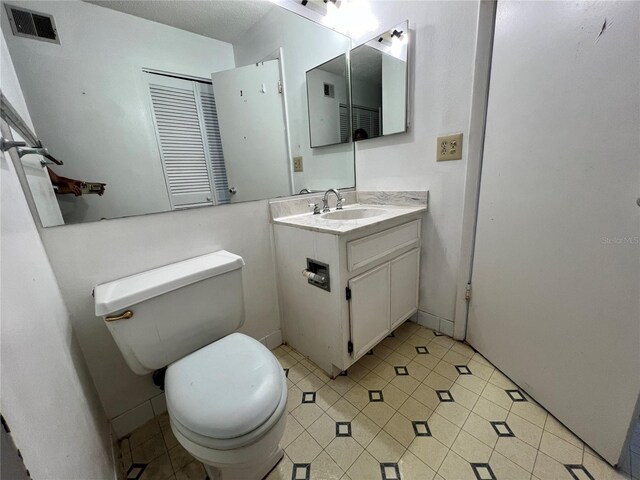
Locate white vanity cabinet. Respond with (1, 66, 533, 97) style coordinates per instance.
(274, 216, 422, 377)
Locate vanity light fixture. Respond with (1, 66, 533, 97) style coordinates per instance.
(321, 0, 378, 38)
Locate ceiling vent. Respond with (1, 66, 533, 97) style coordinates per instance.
(4, 4, 59, 44)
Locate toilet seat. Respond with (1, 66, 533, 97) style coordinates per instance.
(165, 333, 286, 449)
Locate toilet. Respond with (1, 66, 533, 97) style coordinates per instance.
(94, 251, 287, 480)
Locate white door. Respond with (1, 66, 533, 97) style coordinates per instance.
(390, 248, 420, 330)
(349, 263, 390, 360)
(467, 1, 640, 465)
(212, 60, 291, 203)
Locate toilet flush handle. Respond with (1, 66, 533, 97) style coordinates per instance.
(105, 310, 134, 322)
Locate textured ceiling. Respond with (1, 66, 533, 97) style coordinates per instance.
(84, 0, 274, 44)
(350, 44, 382, 85)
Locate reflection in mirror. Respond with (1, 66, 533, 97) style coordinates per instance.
(350, 21, 408, 142)
(306, 54, 350, 148)
(2, 1, 353, 226)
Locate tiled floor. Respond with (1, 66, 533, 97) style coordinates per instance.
(120, 321, 629, 480)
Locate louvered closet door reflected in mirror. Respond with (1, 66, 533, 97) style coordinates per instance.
(147, 72, 230, 209)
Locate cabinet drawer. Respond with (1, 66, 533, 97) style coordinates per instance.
(347, 219, 421, 272)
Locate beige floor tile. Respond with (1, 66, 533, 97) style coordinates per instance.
(343, 384, 370, 411)
(356, 353, 384, 371)
(175, 460, 207, 480)
(455, 373, 487, 395)
(466, 360, 494, 380)
(414, 327, 437, 341)
(472, 396, 509, 422)
(326, 375, 357, 396)
(406, 360, 431, 381)
(412, 353, 441, 370)
(266, 454, 294, 480)
(544, 414, 583, 449)
(510, 400, 548, 428)
(346, 450, 380, 480)
(462, 412, 499, 448)
(386, 351, 412, 367)
(489, 451, 531, 480)
(307, 413, 336, 448)
(431, 335, 456, 349)
(381, 336, 403, 351)
(383, 412, 416, 448)
(398, 450, 437, 480)
(435, 401, 470, 427)
(507, 411, 543, 449)
(424, 371, 455, 391)
(285, 431, 323, 464)
(272, 346, 288, 358)
(581, 451, 628, 480)
(538, 430, 583, 465)
(398, 396, 433, 421)
(130, 419, 162, 448)
(316, 384, 341, 411)
(532, 451, 574, 480)
(449, 383, 479, 410)
(161, 425, 179, 450)
(298, 373, 327, 392)
(411, 383, 441, 410)
(481, 382, 513, 410)
(434, 360, 460, 381)
(288, 385, 303, 412)
(495, 436, 538, 472)
(450, 342, 475, 358)
(362, 401, 396, 427)
(488, 369, 517, 390)
(372, 344, 394, 360)
(424, 342, 449, 359)
(327, 398, 360, 422)
(346, 363, 370, 382)
(442, 350, 471, 367)
(282, 415, 304, 448)
(427, 412, 461, 448)
(437, 450, 477, 480)
(139, 452, 174, 480)
(358, 371, 388, 391)
(310, 451, 344, 480)
(471, 352, 493, 367)
(372, 361, 396, 381)
(406, 333, 429, 346)
(278, 353, 298, 368)
(366, 430, 405, 463)
(380, 383, 409, 410)
(325, 436, 364, 471)
(132, 434, 166, 463)
(168, 443, 194, 472)
(291, 402, 323, 428)
(451, 430, 492, 463)
(351, 412, 381, 448)
(408, 436, 449, 472)
(395, 342, 419, 360)
(287, 363, 311, 384)
(288, 349, 304, 362)
(390, 372, 421, 395)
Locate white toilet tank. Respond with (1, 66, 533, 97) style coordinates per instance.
(94, 251, 245, 375)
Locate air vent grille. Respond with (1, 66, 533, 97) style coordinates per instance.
(5, 5, 59, 44)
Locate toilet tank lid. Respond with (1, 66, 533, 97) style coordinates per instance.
(94, 250, 245, 316)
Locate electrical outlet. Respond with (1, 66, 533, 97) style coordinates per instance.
(436, 133, 463, 161)
(293, 156, 304, 172)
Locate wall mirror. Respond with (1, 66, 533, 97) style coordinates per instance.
(350, 20, 408, 141)
(2, 0, 354, 226)
(306, 54, 350, 148)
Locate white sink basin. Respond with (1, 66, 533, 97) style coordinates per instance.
(321, 208, 385, 220)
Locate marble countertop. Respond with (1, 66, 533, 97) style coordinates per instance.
(272, 203, 427, 235)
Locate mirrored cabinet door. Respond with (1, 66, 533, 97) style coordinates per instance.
(350, 21, 408, 142)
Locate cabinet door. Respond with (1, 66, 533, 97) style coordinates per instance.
(349, 262, 390, 359)
(390, 248, 420, 329)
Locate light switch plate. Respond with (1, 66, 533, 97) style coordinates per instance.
(293, 156, 304, 172)
(437, 133, 463, 161)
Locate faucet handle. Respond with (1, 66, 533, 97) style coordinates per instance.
(308, 202, 321, 215)
(337, 197, 346, 210)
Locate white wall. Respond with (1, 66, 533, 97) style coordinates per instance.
(234, 7, 354, 192)
(2, 0, 235, 223)
(1, 31, 115, 478)
(307, 68, 347, 146)
(353, 1, 482, 331)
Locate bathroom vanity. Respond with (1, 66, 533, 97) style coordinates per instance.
(271, 191, 428, 377)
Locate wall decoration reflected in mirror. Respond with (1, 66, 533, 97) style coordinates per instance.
(306, 54, 350, 148)
(1, 0, 354, 226)
(350, 20, 408, 142)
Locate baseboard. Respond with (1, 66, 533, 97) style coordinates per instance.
(416, 310, 455, 337)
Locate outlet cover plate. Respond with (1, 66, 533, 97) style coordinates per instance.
(437, 133, 463, 161)
(293, 156, 304, 172)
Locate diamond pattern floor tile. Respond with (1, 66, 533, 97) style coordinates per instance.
(118, 321, 629, 480)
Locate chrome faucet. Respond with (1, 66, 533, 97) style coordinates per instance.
(322, 189, 345, 212)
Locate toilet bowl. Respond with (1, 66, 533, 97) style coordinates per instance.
(94, 251, 287, 480)
(166, 333, 288, 480)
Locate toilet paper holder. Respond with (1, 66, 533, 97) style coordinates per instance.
(303, 258, 330, 292)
